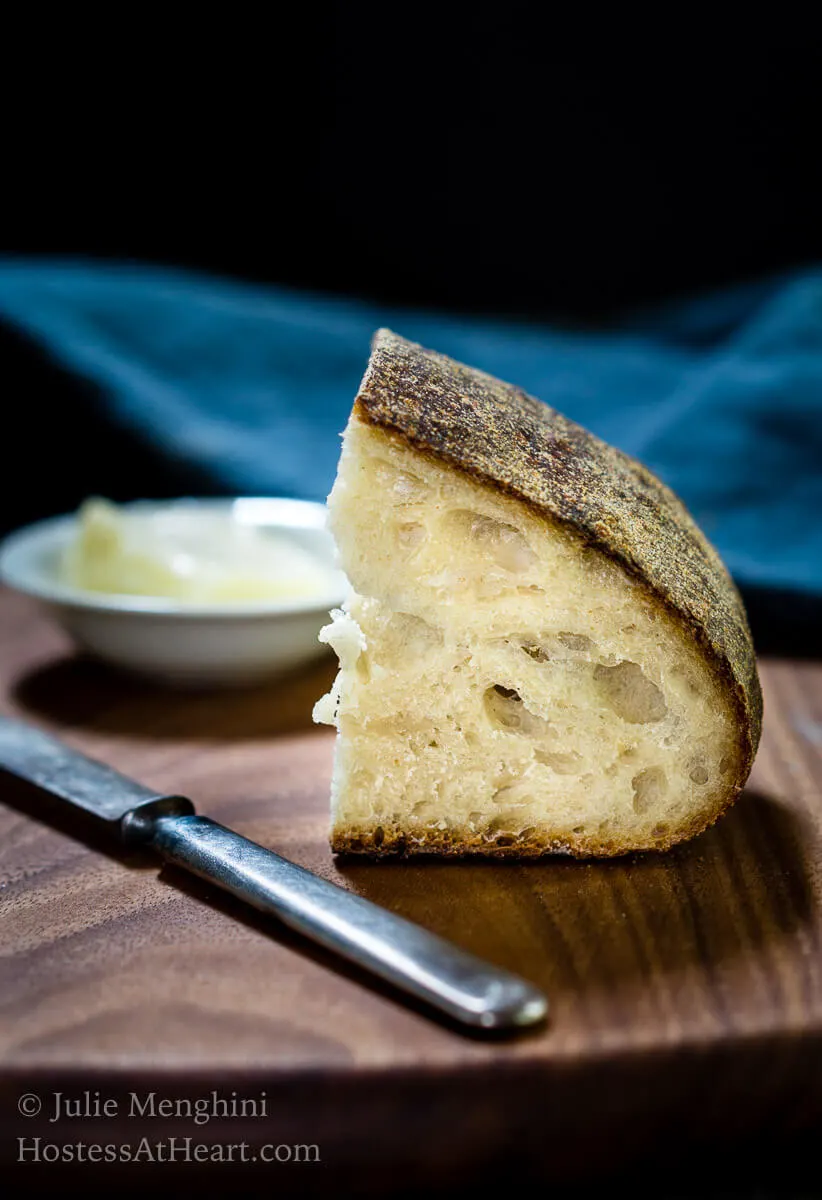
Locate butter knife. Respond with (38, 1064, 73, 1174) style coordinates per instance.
(0, 716, 548, 1033)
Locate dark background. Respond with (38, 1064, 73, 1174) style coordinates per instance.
(3, 14, 820, 316)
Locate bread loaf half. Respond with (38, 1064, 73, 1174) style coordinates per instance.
(314, 330, 762, 857)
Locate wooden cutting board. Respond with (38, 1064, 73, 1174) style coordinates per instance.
(1, 586, 821, 1189)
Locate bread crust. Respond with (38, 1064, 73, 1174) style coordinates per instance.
(339, 329, 762, 854)
(332, 802, 724, 858)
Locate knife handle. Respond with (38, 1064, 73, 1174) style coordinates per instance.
(149, 814, 547, 1032)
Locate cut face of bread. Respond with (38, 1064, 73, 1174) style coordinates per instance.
(314, 331, 762, 857)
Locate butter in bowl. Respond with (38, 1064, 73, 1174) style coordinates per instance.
(0, 497, 347, 686)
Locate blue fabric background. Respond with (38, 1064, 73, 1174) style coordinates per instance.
(0, 261, 819, 595)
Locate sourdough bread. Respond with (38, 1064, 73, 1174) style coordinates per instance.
(314, 330, 762, 857)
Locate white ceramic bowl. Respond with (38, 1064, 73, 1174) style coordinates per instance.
(0, 498, 347, 687)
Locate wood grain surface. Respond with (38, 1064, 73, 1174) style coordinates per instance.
(1, 586, 821, 1189)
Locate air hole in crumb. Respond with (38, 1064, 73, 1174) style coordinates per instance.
(356, 654, 370, 682)
(522, 643, 551, 662)
(519, 825, 537, 840)
(397, 521, 426, 551)
(493, 787, 534, 813)
(534, 748, 582, 774)
(411, 800, 433, 816)
(619, 746, 640, 761)
(632, 766, 667, 814)
(557, 632, 595, 653)
(373, 826, 385, 847)
(493, 762, 519, 786)
(444, 509, 537, 572)
(652, 823, 669, 838)
(572, 825, 585, 835)
(522, 632, 597, 661)
(486, 812, 521, 836)
(387, 612, 443, 655)
(719, 754, 733, 775)
(484, 686, 551, 737)
(375, 463, 430, 504)
(594, 661, 668, 723)
(688, 759, 710, 785)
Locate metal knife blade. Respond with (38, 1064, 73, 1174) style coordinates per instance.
(0, 716, 192, 831)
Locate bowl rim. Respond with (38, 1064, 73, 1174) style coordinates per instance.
(0, 497, 348, 619)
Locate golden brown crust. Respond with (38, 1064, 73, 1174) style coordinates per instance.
(350, 328, 762, 843)
(332, 802, 726, 859)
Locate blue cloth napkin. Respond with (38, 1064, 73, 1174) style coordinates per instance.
(0, 261, 820, 595)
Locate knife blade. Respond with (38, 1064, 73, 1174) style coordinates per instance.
(0, 715, 548, 1033)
